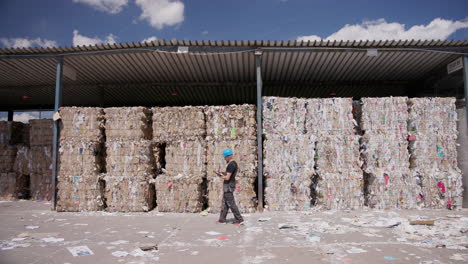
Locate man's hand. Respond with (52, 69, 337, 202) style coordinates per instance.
(214, 170, 224, 177)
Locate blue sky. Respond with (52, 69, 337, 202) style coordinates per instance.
(0, 0, 467, 48)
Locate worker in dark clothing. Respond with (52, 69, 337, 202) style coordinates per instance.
(214, 148, 244, 225)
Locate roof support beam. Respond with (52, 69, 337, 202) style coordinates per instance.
(464, 55, 468, 132)
(51, 57, 63, 210)
(7, 110, 13, 121)
(255, 50, 264, 212)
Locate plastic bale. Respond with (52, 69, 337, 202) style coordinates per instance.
(314, 171, 364, 210)
(29, 119, 53, 147)
(56, 175, 105, 212)
(59, 107, 105, 142)
(306, 98, 356, 136)
(58, 140, 104, 176)
(0, 121, 28, 145)
(105, 140, 155, 176)
(104, 107, 152, 141)
(262, 97, 308, 136)
(0, 145, 17, 172)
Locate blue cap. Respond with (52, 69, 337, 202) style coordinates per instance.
(223, 148, 233, 158)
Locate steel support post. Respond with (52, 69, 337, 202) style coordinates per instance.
(51, 57, 63, 209)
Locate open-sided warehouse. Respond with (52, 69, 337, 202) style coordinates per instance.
(0, 39, 467, 211)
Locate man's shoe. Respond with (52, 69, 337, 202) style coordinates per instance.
(216, 220, 226, 224)
(232, 221, 244, 226)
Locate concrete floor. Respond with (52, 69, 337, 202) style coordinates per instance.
(0, 200, 467, 264)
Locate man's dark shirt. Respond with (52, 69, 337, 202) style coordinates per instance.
(224, 160, 238, 186)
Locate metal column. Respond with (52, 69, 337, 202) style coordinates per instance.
(464, 56, 468, 130)
(7, 110, 13, 121)
(255, 51, 263, 212)
(51, 57, 63, 209)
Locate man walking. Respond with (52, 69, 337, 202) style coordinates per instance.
(215, 148, 244, 225)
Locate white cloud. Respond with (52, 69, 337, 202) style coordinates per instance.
(73, 0, 129, 14)
(13, 112, 39, 124)
(142, 36, 158, 43)
(136, 0, 184, 29)
(297, 17, 468, 41)
(0, 37, 57, 48)
(72, 30, 117, 46)
(201, 30, 209, 35)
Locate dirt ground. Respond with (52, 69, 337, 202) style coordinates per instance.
(0, 200, 467, 264)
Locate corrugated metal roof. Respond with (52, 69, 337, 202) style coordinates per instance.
(0, 40, 467, 109)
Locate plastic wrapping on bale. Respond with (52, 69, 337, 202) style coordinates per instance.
(264, 134, 316, 211)
(104, 107, 152, 140)
(165, 138, 206, 178)
(0, 145, 17, 172)
(59, 140, 104, 175)
(0, 121, 28, 145)
(155, 174, 203, 213)
(29, 119, 53, 146)
(408, 97, 462, 209)
(315, 135, 362, 174)
(207, 177, 257, 213)
(262, 97, 307, 136)
(104, 174, 155, 212)
(205, 104, 256, 141)
(306, 98, 356, 136)
(152, 106, 206, 141)
(206, 139, 257, 180)
(0, 172, 29, 200)
(56, 175, 105, 212)
(59, 107, 105, 142)
(14, 145, 31, 175)
(105, 140, 155, 176)
(315, 171, 364, 210)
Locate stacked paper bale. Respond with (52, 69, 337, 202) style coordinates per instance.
(0, 121, 30, 200)
(56, 107, 106, 211)
(263, 97, 315, 211)
(307, 98, 364, 210)
(361, 97, 419, 209)
(152, 106, 206, 213)
(408, 97, 463, 209)
(104, 107, 156, 212)
(205, 105, 257, 213)
(29, 119, 53, 200)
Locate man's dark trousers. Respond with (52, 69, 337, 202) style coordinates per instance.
(219, 191, 243, 223)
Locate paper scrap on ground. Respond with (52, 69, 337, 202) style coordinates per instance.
(347, 247, 367, 254)
(216, 236, 228, 240)
(206, 231, 222, 236)
(67, 246, 94, 257)
(111, 251, 129, 257)
(110, 240, 129, 245)
(258, 218, 271, 222)
(41, 237, 64, 243)
(25, 226, 39, 230)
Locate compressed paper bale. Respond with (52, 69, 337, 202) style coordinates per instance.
(105, 140, 155, 175)
(58, 140, 104, 175)
(264, 134, 316, 211)
(416, 170, 463, 209)
(56, 175, 105, 212)
(59, 107, 105, 142)
(409, 134, 458, 171)
(0, 145, 17, 172)
(315, 135, 362, 174)
(306, 98, 356, 136)
(0, 121, 28, 145)
(207, 177, 256, 213)
(360, 97, 409, 132)
(104, 107, 152, 141)
(408, 97, 457, 135)
(365, 169, 420, 209)
(30, 172, 52, 201)
(0, 172, 29, 200)
(205, 104, 256, 141)
(104, 174, 155, 212)
(29, 119, 53, 146)
(262, 97, 307, 136)
(152, 106, 206, 141)
(164, 138, 206, 178)
(206, 139, 257, 180)
(155, 174, 203, 213)
(30, 146, 53, 175)
(361, 132, 410, 172)
(314, 171, 364, 210)
(14, 145, 31, 175)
